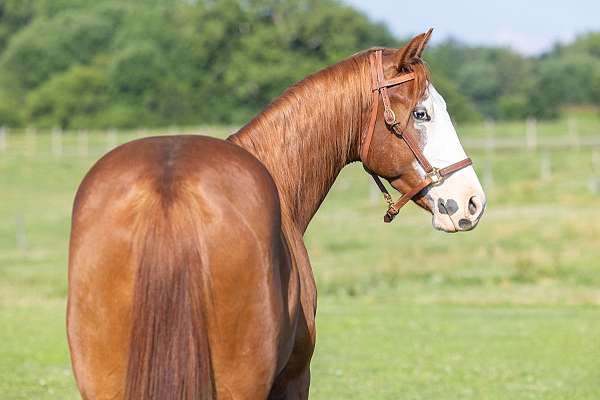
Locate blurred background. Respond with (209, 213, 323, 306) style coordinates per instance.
(0, 0, 599, 399)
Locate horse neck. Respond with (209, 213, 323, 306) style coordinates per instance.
(229, 55, 371, 233)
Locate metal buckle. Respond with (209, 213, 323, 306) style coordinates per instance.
(383, 109, 396, 125)
(383, 192, 394, 208)
(428, 167, 443, 186)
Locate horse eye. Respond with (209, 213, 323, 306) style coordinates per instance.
(413, 109, 429, 121)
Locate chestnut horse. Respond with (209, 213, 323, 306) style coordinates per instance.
(67, 30, 485, 399)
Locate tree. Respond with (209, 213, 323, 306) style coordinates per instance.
(430, 74, 482, 123)
(527, 54, 600, 118)
(0, 0, 36, 52)
(25, 64, 110, 128)
(0, 9, 117, 90)
(0, 0, 597, 128)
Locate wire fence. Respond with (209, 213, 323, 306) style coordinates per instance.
(0, 126, 240, 157)
(2, 122, 600, 196)
(461, 118, 600, 151)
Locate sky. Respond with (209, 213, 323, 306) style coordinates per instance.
(343, 0, 600, 55)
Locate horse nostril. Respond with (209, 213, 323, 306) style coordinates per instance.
(468, 196, 481, 216)
(458, 219, 472, 230)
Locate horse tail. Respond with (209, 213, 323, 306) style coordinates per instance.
(125, 190, 214, 400)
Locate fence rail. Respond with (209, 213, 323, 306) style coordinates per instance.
(2, 125, 600, 193)
(462, 136, 600, 150)
(2, 117, 600, 155)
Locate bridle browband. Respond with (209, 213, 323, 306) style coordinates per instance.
(360, 49, 473, 223)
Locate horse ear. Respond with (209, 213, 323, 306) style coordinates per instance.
(393, 28, 433, 69)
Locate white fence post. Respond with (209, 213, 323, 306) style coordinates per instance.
(26, 127, 36, 156)
(106, 129, 118, 151)
(589, 149, 600, 195)
(484, 120, 495, 189)
(568, 116, 579, 149)
(526, 117, 537, 152)
(0, 127, 7, 153)
(540, 151, 552, 181)
(589, 176, 600, 195)
(52, 127, 63, 157)
(369, 182, 379, 206)
(485, 120, 495, 143)
(592, 149, 600, 171)
(484, 158, 494, 190)
(78, 129, 89, 158)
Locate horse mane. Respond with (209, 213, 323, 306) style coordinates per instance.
(229, 47, 429, 230)
(232, 49, 373, 155)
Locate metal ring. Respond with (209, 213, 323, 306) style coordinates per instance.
(384, 108, 396, 125)
(428, 168, 444, 186)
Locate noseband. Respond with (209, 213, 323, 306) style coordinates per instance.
(360, 49, 472, 223)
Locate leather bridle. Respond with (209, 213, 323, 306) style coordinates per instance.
(360, 49, 473, 223)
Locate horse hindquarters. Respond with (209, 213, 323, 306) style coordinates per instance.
(68, 136, 298, 399)
(68, 183, 215, 399)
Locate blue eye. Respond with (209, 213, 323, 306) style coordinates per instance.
(413, 109, 429, 121)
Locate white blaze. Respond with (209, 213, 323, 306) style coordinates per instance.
(414, 83, 486, 232)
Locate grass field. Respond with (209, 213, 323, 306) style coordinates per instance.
(1, 118, 600, 399)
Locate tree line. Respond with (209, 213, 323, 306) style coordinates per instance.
(0, 0, 598, 129)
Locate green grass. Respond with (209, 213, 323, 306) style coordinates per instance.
(312, 299, 600, 400)
(2, 298, 598, 399)
(1, 120, 600, 398)
(1, 300, 76, 399)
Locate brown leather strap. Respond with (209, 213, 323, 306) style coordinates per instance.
(375, 51, 396, 126)
(384, 177, 432, 222)
(366, 171, 431, 223)
(391, 124, 434, 172)
(374, 73, 416, 90)
(367, 169, 389, 194)
(439, 158, 472, 176)
(360, 55, 381, 163)
(361, 50, 417, 164)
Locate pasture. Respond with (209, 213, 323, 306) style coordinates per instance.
(1, 118, 600, 399)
